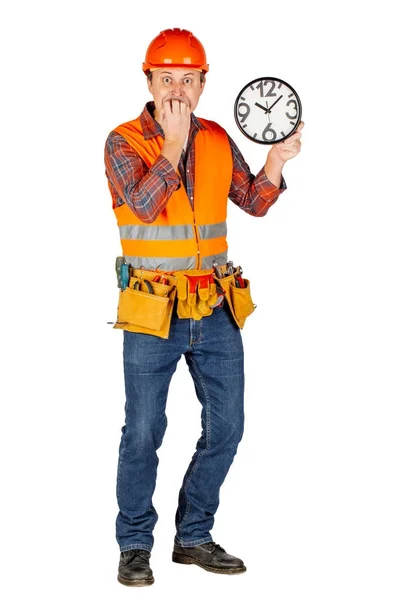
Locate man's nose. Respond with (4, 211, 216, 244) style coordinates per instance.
(170, 83, 183, 96)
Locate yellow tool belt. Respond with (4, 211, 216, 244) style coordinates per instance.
(114, 264, 256, 339)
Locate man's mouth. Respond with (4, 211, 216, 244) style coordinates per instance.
(164, 96, 190, 108)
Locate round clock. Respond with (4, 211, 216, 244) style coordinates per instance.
(234, 76, 302, 144)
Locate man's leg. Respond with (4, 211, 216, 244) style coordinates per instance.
(174, 304, 245, 547)
(116, 327, 185, 552)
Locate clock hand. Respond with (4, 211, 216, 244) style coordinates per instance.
(268, 95, 283, 111)
(254, 101, 271, 123)
(255, 102, 269, 113)
(265, 101, 271, 123)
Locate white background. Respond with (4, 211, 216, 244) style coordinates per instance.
(1, 0, 399, 598)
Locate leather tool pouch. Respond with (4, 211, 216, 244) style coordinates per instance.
(114, 269, 177, 339)
(175, 270, 217, 321)
(214, 270, 256, 329)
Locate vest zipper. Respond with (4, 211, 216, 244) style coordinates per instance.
(192, 210, 200, 269)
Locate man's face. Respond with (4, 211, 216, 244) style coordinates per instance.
(147, 68, 205, 116)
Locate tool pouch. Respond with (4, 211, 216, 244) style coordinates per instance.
(215, 271, 256, 329)
(114, 268, 177, 339)
(175, 270, 217, 321)
(229, 278, 255, 328)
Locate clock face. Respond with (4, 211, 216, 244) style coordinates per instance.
(234, 77, 302, 144)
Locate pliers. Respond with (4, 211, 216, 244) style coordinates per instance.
(234, 276, 246, 288)
(234, 266, 246, 288)
(133, 279, 154, 293)
(153, 274, 168, 285)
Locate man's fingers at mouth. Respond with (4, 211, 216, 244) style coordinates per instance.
(162, 98, 190, 115)
(170, 99, 181, 112)
(163, 100, 172, 114)
(164, 97, 189, 108)
(180, 101, 190, 113)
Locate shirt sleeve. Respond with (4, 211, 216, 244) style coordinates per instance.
(227, 134, 287, 217)
(104, 131, 181, 223)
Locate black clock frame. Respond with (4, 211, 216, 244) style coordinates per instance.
(234, 76, 302, 145)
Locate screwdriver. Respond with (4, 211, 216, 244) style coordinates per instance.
(121, 264, 129, 290)
(115, 257, 129, 290)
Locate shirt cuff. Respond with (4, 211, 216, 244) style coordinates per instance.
(255, 167, 287, 194)
(149, 155, 181, 189)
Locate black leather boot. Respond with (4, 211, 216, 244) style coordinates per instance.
(118, 549, 154, 586)
(172, 542, 246, 574)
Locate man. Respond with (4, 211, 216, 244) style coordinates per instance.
(104, 28, 303, 587)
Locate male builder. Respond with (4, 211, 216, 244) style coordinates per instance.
(104, 28, 303, 586)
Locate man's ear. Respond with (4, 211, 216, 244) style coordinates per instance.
(200, 74, 206, 95)
(147, 77, 153, 94)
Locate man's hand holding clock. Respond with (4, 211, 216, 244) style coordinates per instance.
(234, 76, 304, 187)
(265, 121, 304, 186)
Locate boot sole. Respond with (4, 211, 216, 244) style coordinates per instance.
(117, 574, 155, 586)
(172, 551, 246, 575)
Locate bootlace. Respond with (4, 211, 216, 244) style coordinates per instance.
(205, 542, 225, 553)
(125, 549, 150, 560)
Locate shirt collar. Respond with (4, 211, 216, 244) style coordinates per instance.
(140, 101, 205, 140)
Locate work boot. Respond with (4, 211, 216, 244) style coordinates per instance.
(117, 549, 154, 586)
(172, 542, 246, 574)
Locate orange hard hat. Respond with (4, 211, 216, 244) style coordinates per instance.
(142, 28, 209, 74)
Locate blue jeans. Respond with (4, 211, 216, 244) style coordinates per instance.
(116, 302, 245, 552)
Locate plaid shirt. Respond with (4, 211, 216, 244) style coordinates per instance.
(104, 102, 286, 223)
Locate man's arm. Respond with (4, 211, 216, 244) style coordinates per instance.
(228, 122, 303, 217)
(104, 131, 180, 223)
(264, 122, 304, 187)
(227, 134, 286, 217)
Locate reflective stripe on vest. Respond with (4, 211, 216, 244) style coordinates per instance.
(124, 250, 228, 271)
(119, 222, 227, 242)
(111, 116, 232, 271)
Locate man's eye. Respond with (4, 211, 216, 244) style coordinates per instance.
(163, 77, 171, 84)
(184, 78, 192, 85)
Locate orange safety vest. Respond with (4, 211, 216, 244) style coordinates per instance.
(111, 116, 233, 271)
